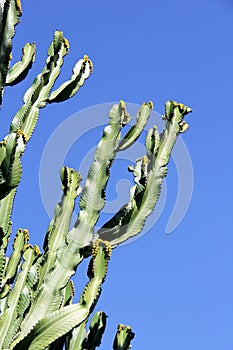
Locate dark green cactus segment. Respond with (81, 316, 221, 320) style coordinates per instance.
(6, 42, 36, 86)
(0, 140, 7, 166)
(11, 240, 112, 350)
(0, 0, 22, 105)
(117, 101, 153, 151)
(0, 189, 15, 249)
(65, 322, 87, 350)
(1, 228, 29, 288)
(113, 324, 135, 350)
(10, 30, 69, 141)
(60, 166, 82, 196)
(82, 311, 107, 349)
(164, 100, 192, 121)
(0, 130, 26, 199)
(62, 280, 75, 306)
(0, 244, 40, 350)
(40, 167, 81, 286)
(163, 101, 191, 134)
(69, 101, 130, 247)
(145, 125, 160, 159)
(80, 239, 112, 308)
(48, 54, 93, 103)
(98, 101, 192, 247)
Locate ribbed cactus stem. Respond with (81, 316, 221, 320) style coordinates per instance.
(39, 167, 81, 287)
(0, 0, 22, 105)
(68, 101, 130, 247)
(11, 240, 112, 350)
(0, 244, 40, 349)
(113, 324, 135, 350)
(97, 101, 192, 247)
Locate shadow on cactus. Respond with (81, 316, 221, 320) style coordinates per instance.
(0, 1, 192, 349)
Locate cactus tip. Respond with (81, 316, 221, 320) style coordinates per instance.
(179, 121, 189, 133)
(16, 0, 22, 15)
(24, 229, 30, 242)
(83, 54, 89, 62)
(22, 244, 32, 252)
(119, 99, 126, 108)
(34, 245, 41, 256)
(70, 280, 75, 296)
(89, 58, 94, 72)
(63, 37, 69, 49)
(148, 100, 154, 109)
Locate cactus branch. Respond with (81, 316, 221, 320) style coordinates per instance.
(113, 324, 135, 350)
(0, 244, 40, 349)
(68, 101, 130, 247)
(48, 55, 93, 103)
(11, 240, 112, 350)
(98, 101, 192, 247)
(117, 101, 153, 151)
(0, 0, 22, 105)
(39, 167, 81, 287)
(6, 42, 36, 86)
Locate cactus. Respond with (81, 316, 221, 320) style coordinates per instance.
(0, 1, 192, 349)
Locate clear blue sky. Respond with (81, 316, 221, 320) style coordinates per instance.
(1, 0, 233, 349)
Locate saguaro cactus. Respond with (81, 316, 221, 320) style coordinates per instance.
(0, 1, 192, 349)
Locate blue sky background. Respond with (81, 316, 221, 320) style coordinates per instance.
(1, 0, 233, 349)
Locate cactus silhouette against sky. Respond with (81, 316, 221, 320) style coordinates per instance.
(0, 1, 192, 349)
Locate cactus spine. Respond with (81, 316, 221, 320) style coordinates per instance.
(0, 1, 192, 349)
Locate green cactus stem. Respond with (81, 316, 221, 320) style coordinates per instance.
(6, 42, 36, 86)
(0, 244, 40, 349)
(97, 101, 192, 247)
(38, 167, 81, 288)
(0, 0, 22, 105)
(113, 324, 135, 350)
(68, 100, 131, 247)
(0, 228, 29, 288)
(11, 240, 112, 350)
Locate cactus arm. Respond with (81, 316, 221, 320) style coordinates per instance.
(0, 31, 91, 253)
(1, 228, 29, 288)
(69, 101, 130, 247)
(117, 101, 152, 151)
(63, 280, 75, 306)
(48, 55, 93, 103)
(6, 42, 36, 86)
(113, 324, 135, 350)
(16, 239, 84, 339)
(98, 101, 192, 247)
(66, 310, 107, 350)
(0, 140, 7, 166)
(38, 167, 81, 287)
(145, 125, 160, 159)
(83, 311, 107, 350)
(65, 323, 87, 350)
(0, 189, 15, 249)
(0, 0, 22, 105)
(10, 30, 69, 141)
(11, 240, 112, 350)
(0, 245, 40, 349)
(0, 131, 26, 200)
